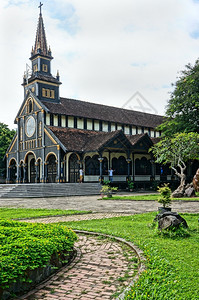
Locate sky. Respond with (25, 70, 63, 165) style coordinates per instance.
(1, 0, 199, 129)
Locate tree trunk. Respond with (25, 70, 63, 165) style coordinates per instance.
(172, 167, 186, 198)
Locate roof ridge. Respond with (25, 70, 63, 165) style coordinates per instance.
(60, 97, 164, 118)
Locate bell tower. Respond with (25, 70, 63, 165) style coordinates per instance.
(22, 2, 61, 103)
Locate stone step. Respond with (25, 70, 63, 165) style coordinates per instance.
(0, 183, 102, 198)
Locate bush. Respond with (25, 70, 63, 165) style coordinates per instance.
(157, 183, 172, 208)
(100, 185, 118, 198)
(0, 220, 77, 288)
(127, 181, 134, 191)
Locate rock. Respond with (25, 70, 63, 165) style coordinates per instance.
(171, 190, 184, 198)
(154, 211, 188, 230)
(158, 215, 181, 230)
(184, 186, 196, 197)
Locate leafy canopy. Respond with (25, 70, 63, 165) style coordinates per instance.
(0, 123, 15, 177)
(159, 59, 199, 136)
(150, 132, 199, 168)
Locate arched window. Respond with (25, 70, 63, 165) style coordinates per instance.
(85, 155, 100, 175)
(112, 158, 118, 175)
(28, 100, 32, 113)
(118, 156, 128, 175)
(135, 157, 151, 175)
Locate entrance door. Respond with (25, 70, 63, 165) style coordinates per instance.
(47, 155, 57, 183)
(69, 154, 79, 182)
(30, 158, 36, 183)
(10, 159, 17, 183)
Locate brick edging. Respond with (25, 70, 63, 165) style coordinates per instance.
(74, 230, 146, 300)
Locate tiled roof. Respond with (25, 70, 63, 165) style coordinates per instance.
(127, 133, 147, 145)
(48, 127, 155, 152)
(43, 97, 164, 128)
(25, 73, 60, 85)
(48, 127, 122, 152)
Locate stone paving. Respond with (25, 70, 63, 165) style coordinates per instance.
(0, 193, 198, 213)
(20, 233, 139, 300)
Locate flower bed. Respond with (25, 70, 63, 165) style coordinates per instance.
(0, 220, 77, 299)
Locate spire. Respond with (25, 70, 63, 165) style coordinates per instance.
(31, 3, 51, 57)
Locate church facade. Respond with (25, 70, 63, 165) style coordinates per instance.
(6, 7, 174, 186)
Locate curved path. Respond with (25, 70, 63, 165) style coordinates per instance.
(20, 231, 142, 300)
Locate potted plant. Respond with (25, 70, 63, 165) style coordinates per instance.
(157, 183, 172, 213)
(128, 180, 134, 192)
(100, 185, 118, 198)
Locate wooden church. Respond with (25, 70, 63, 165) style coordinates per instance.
(6, 5, 173, 186)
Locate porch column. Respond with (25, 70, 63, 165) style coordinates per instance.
(56, 145, 61, 183)
(7, 165, 11, 184)
(132, 153, 135, 181)
(98, 157, 104, 183)
(18, 165, 21, 183)
(23, 163, 27, 183)
(60, 161, 64, 182)
(44, 162, 48, 183)
(126, 159, 131, 179)
(35, 162, 39, 183)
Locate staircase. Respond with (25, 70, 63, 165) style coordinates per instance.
(0, 183, 102, 198)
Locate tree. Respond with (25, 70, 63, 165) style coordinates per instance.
(150, 132, 199, 197)
(0, 123, 16, 179)
(159, 59, 199, 136)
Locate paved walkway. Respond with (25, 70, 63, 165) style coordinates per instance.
(20, 232, 140, 300)
(1, 194, 199, 213)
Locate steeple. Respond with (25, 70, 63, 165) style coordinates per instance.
(22, 3, 61, 103)
(31, 2, 52, 58)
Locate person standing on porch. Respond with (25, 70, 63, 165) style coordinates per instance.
(108, 168, 114, 183)
(79, 168, 84, 183)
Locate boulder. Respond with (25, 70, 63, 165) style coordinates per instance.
(171, 190, 184, 198)
(154, 211, 188, 230)
(184, 186, 195, 197)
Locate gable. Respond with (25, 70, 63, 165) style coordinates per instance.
(99, 131, 133, 152)
(6, 134, 17, 154)
(131, 134, 153, 152)
(15, 91, 49, 122)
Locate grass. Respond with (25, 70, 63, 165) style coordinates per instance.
(102, 194, 199, 201)
(60, 213, 199, 300)
(0, 208, 91, 220)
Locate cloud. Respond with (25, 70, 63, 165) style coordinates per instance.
(1, 0, 199, 129)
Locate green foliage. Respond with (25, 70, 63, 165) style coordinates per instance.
(0, 123, 15, 177)
(157, 184, 172, 208)
(102, 194, 199, 201)
(158, 59, 199, 136)
(0, 208, 91, 220)
(127, 180, 134, 190)
(100, 185, 118, 198)
(0, 220, 77, 288)
(103, 180, 111, 185)
(150, 132, 199, 167)
(64, 213, 199, 299)
(156, 224, 190, 239)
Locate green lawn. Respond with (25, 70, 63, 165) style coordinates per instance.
(60, 213, 199, 300)
(1, 208, 198, 299)
(0, 208, 91, 220)
(102, 194, 199, 201)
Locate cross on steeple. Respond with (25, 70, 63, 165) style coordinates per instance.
(38, 2, 43, 15)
